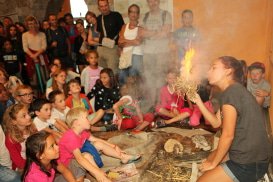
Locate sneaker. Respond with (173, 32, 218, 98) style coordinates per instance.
(155, 119, 166, 128)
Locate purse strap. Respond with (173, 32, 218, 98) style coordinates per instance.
(102, 15, 108, 38)
(102, 15, 118, 40)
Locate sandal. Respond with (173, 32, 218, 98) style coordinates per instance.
(155, 119, 166, 128)
(121, 154, 142, 164)
(105, 124, 118, 132)
(179, 118, 190, 128)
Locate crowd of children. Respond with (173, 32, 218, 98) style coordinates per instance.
(0, 0, 272, 181)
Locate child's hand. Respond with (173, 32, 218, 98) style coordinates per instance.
(189, 93, 202, 104)
(255, 89, 269, 97)
(51, 41, 58, 47)
(116, 118, 122, 130)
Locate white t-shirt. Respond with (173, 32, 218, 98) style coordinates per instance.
(33, 117, 56, 131)
(20, 135, 28, 160)
(22, 31, 47, 52)
(51, 107, 70, 122)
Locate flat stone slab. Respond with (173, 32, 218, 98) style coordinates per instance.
(90, 128, 215, 182)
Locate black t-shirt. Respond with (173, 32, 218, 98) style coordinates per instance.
(220, 83, 271, 164)
(97, 11, 124, 44)
(0, 50, 21, 75)
(87, 83, 120, 111)
(46, 27, 69, 57)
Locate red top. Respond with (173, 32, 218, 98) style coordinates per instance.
(65, 93, 93, 114)
(156, 85, 185, 111)
(65, 25, 79, 45)
(5, 134, 26, 170)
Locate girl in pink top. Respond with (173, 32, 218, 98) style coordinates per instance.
(23, 131, 76, 182)
(155, 70, 193, 127)
(80, 50, 103, 94)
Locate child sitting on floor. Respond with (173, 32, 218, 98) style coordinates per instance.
(247, 62, 271, 108)
(14, 84, 35, 109)
(3, 104, 37, 171)
(58, 107, 141, 182)
(155, 70, 193, 128)
(87, 68, 121, 124)
(32, 98, 68, 142)
(48, 89, 70, 122)
(189, 80, 215, 126)
(81, 50, 103, 94)
(23, 131, 77, 182)
(113, 76, 154, 131)
(46, 63, 60, 88)
(65, 79, 104, 126)
(0, 83, 15, 124)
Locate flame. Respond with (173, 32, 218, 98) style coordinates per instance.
(182, 48, 195, 79)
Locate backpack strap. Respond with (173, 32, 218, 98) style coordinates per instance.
(143, 11, 167, 26)
(143, 12, 149, 25)
(162, 10, 167, 25)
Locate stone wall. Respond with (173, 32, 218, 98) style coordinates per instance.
(0, 0, 63, 23)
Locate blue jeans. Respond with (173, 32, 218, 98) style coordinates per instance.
(221, 160, 269, 182)
(0, 165, 21, 182)
(81, 141, 103, 168)
(119, 54, 143, 85)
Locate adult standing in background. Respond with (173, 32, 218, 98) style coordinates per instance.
(64, 13, 78, 65)
(46, 14, 72, 69)
(96, 0, 124, 75)
(74, 19, 88, 73)
(22, 16, 49, 87)
(85, 11, 100, 50)
(141, 0, 172, 108)
(118, 4, 143, 85)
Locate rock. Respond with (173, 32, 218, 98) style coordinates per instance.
(164, 139, 184, 153)
(191, 135, 211, 151)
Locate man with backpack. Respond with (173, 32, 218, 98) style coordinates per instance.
(141, 0, 172, 108)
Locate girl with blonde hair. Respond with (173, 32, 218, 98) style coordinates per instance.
(3, 103, 37, 171)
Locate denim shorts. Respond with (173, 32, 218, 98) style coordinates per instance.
(221, 160, 269, 182)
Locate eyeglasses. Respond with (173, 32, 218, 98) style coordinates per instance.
(18, 92, 34, 97)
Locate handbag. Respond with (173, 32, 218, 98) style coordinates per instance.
(119, 49, 133, 69)
(101, 15, 117, 48)
(79, 41, 88, 53)
(102, 37, 115, 49)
